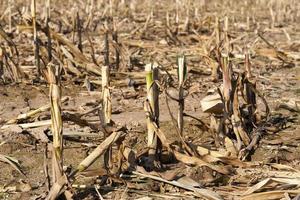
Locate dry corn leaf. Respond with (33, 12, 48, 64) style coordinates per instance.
(200, 94, 223, 114)
(243, 177, 300, 196)
(133, 170, 223, 200)
(224, 137, 238, 157)
(0, 154, 24, 175)
(241, 189, 300, 200)
(148, 121, 231, 175)
(270, 163, 300, 173)
(195, 145, 249, 167)
(243, 178, 271, 195)
(255, 48, 290, 62)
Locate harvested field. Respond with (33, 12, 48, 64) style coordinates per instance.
(0, 0, 300, 199)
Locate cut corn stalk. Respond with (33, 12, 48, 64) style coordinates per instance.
(104, 29, 109, 66)
(31, 0, 40, 75)
(46, 63, 74, 200)
(102, 64, 113, 170)
(102, 65, 112, 125)
(224, 16, 230, 54)
(177, 55, 187, 136)
(47, 63, 63, 183)
(112, 27, 120, 70)
(145, 62, 160, 166)
(101, 27, 112, 126)
(244, 50, 257, 123)
(76, 12, 82, 52)
(45, 0, 52, 61)
(221, 54, 232, 114)
(102, 29, 112, 170)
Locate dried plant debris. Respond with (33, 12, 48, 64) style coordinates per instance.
(0, 0, 299, 199)
(0, 153, 24, 175)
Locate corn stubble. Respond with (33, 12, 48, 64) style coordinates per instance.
(45, 63, 73, 200)
(144, 62, 160, 169)
(47, 63, 63, 183)
(0, 0, 298, 199)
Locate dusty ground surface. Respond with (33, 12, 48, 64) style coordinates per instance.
(0, 0, 300, 199)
